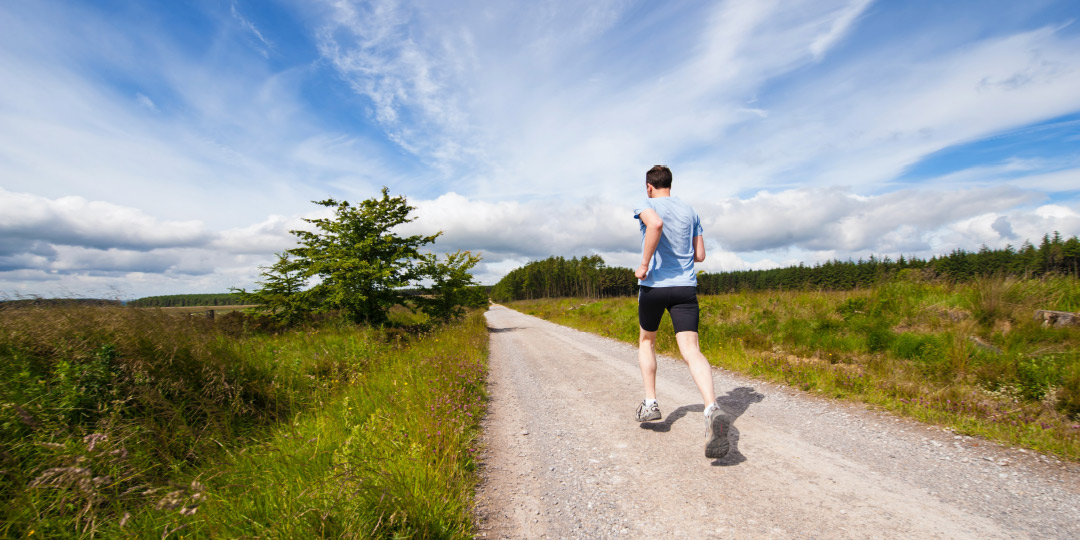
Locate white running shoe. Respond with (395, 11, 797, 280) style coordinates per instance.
(635, 400, 662, 422)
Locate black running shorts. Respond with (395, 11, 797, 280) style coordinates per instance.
(637, 286, 699, 333)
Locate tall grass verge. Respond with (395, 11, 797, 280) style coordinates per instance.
(121, 312, 488, 538)
(510, 275, 1080, 460)
(1, 303, 486, 538)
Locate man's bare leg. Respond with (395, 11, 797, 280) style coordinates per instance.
(678, 330, 729, 457)
(675, 331, 717, 406)
(638, 327, 658, 400)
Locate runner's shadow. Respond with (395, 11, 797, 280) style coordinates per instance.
(710, 387, 766, 467)
(487, 326, 523, 333)
(639, 404, 702, 433)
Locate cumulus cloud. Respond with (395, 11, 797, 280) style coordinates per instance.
(402, 192, 638, 260)
(0, 189, 274, 294)
(991, 216, 1017, 240)
(2, 186, 1077, 298)
(400, 186, 1076, 280)
(0, 189, 211, 251)
(213, 214, 312, 255)
(697, 186, 1037, 252)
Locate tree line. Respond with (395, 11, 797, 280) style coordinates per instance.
(700, 232, 1080, 293)
(491, 232, 1080, 301)
(128, 293, 246, 307)
(489, 255, 639, 302)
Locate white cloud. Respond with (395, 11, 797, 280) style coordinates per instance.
(1, 185, 1075, 298)
(402, 192, 638, 259)
(697, 186, 1037, 252)
(232, 2, 273, 58)
(404, 185, 1071, 279)
(135, 92, 158, 111)
(809, 0, 874, 61)
(0, 0, 407, 230)
(694, 23, 1080, 196)
(1007, 168, 1080, 192)
(315, 0, 479, 171)
(0, 189, 210, 251)
(312, 0, 879, 196)
(212, 213, 326, 255)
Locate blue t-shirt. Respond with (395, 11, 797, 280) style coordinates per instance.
(634, 196, 703, 287)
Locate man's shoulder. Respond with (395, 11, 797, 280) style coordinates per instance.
(665, 196, 699, 214)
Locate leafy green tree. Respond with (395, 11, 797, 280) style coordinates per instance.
(238, 189, 490, 326)
(417, 250, 488, 321)
(288, 188, 441, 325)
(232, 252, 308, 325)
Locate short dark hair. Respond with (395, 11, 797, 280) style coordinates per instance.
(646, 165, 672, 189)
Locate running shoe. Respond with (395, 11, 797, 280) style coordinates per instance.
(705, 405, 731, 459)
(635, 400, 661, 422)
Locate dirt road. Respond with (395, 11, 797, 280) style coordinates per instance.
(473, 305, 1080, 539)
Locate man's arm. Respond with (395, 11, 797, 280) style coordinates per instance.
(694, 235, 705, 263)
(636, 208, 663, 280)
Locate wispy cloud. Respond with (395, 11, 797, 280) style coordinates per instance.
(315, 0, 478, 172)
(231, 2, 273, 58)
(809, 0, 873, 60)
(0, 0, 409, 229)
(310, 0, 1080, 209)
(697, 23, 1080, 195)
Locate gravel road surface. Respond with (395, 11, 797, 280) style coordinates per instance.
(473, 304, 1080, 539)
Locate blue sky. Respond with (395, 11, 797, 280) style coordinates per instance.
(1, 0, 1079, 298)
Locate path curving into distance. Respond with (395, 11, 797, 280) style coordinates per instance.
(473, 304, 1080, 539)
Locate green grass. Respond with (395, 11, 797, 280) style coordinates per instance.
(1, 304, 486, 538)
(510, 275, 1080, 460)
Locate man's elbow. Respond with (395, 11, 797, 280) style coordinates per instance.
(695, 253, 706, 263)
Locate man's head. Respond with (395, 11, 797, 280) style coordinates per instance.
(646, 165, 672, 189)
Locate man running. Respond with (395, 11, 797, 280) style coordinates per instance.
(633, 165, 730, 459)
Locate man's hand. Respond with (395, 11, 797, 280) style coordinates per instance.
(635, 263, 648, 280)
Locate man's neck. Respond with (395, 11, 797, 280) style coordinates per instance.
(648, 188, 671, 198)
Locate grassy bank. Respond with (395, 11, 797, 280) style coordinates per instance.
(510, 275, 1080, 460)
(1, 303, 487, 538)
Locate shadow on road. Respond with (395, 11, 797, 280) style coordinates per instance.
(639, 403, 703, 433)
(487, 326, 523, 333)
(712, 386, 766, 466)
(638, 386, 765, 467)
